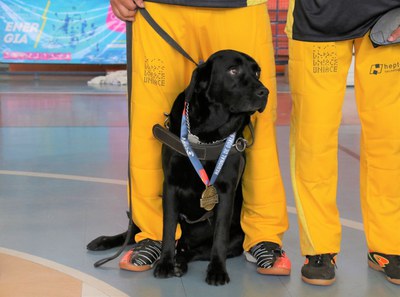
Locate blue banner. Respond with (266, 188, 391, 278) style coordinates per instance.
(0, 0, 127, 64)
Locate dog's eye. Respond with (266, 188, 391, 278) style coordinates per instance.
(228, 67, 239, 76)
(255, 71, 260, 79)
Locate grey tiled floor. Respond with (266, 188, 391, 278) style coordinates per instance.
(0, 73, 398, 296)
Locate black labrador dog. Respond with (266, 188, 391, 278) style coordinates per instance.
(153, 50, 268, 285)
(87, 49, 268, 285)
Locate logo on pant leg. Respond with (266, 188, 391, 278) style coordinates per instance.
(144, 58, 166, 86)
(370, 62, 400, 75)
(312, 44, 338, 74)
(370, 64, 383, 75)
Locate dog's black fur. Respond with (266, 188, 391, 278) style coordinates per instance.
(87, 50, 268, 286)
(153, 50, 268, 285)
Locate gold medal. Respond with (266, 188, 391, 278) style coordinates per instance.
(200, 185, 219, 211)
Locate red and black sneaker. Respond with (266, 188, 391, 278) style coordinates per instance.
(301, 253, 337, 286)
(368, 252, 400, 285)
(244, 241, 291, 275)
(119, 239, 162, 272)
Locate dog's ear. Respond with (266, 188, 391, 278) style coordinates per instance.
(184, 62, 211, 102)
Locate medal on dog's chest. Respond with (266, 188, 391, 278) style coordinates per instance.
(180, 102, 235, 212)
(200, 185, 219, 211)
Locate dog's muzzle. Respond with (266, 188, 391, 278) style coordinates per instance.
(255, 87, 268, 112)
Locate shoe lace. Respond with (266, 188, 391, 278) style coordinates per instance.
(309, 254, 337, 269)
(274, 247, 285, 257)
(130, 239, 162, 266)
(258, 242, 285, 256)
(134, 239, 162, 250)
(251, 242, 285, 269)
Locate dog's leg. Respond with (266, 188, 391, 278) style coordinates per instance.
(153, 185, 182, 278)
(206, 190, 235, 285)
(226, 183, 245, 258)
(174, 240, 189, 276)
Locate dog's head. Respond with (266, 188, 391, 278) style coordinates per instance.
(184, 50, 268, 141)
(186, 50, 268, 114)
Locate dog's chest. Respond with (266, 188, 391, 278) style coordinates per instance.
(173, 156, 218, 194)
(169, 155, 219, 206)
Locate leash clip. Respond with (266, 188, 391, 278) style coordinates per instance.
(163, 112, 170, 129)
(233, 137, 248, 152)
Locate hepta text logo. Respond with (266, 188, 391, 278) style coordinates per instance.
(370, 62, 400, 75)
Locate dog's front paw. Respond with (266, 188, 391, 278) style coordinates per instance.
(205, 262, 230, 286)
(154, 260, 176, 278)
(173, 259, 188, 277)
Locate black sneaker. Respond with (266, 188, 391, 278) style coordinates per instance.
(368, 252, 400, 285)
(119, 239, 162, 272)
(301, 253, 337, 286)
(244, 241, 291, 275)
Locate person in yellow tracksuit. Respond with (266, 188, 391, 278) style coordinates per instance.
(286, 0, 400, 286)
(110, 0, 291, 275)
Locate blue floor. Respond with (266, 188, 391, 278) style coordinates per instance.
(0, 73, 398, 297)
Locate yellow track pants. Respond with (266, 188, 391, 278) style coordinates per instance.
(289, 34, 400, 255)
(127, 2, 288, 251)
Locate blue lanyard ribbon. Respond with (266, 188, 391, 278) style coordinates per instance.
(180, 102, 236, 186)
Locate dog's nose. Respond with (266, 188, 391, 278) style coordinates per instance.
(255, 87, 269, 98)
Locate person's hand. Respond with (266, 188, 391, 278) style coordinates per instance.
(388, 26, 400, 42)
(110, 0, 145, 22)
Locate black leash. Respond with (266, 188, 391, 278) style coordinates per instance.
(93, 19, 136, 268)
(139, 8, 199, 66)
(93, 7, 198, 268)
